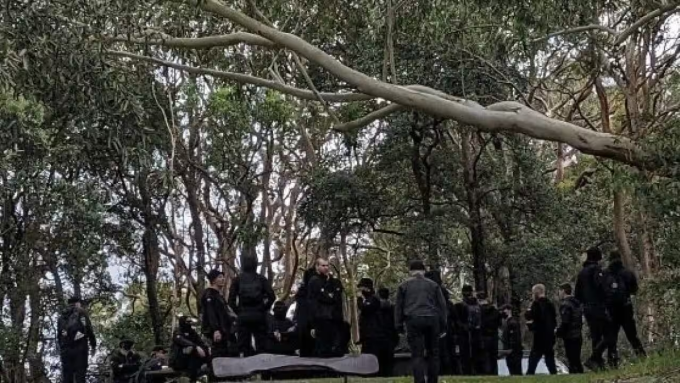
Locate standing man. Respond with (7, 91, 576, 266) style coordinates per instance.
(228, 255, 276, 356)
(525, 284, 557, 375)
(308, 258, 344, 357)
(57, 296, 96, 383)
(500, 304, 522, 376)
(603, 251, 646, 363)
(576, 247, 609, 371)
(377, 287, 398, 376)
(395, 260, 447, 383)
(294, 267, 317, 357)
(557, 283, 584, 374)
(201, 269, 232, 357)
(453, 285, 482, 375)
(478, 292, 501, 375)
(357, 278, 393, 376)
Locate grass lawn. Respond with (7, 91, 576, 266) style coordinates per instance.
(258, 352, 680, 383)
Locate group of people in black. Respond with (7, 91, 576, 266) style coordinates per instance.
(56, 247, 645, 383)
(387, 248, 646, 383)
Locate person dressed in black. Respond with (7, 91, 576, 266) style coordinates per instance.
(395, 260, 447, 383)
(576, 247, 610, 371)
(556, 283, 584, 374)
(57, 296, 97, 383)
(500, 304, 522, 376)
(478, 292, 501, 375)
(525, 284, 557, 375)
(110, 338, 142, 383)
(266, 301, 297, 355)
(452, 285, 482, 375)
(294, 267, 317, 357)
(377, 287, 398, 376)
(424, 271, 458, 376)
(308, 258, 345, 357)
(139, 346, 169, 383)
(201, 269, 232, 357)
(603, 251, 646, 364)
(228, 255, 276, 356)
(357, 278, 393, 377)
(170, 316, 209, 382)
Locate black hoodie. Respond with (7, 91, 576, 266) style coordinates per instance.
(575, 260, 606, 307)
(605, 259, 638, 305)
(228, 255, 276, 320)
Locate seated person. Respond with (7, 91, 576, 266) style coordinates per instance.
(266, 301, 298, 355)
(110, 338, 142, 383)
(170, 316, 210, 383)
(140, 346, 170, 383)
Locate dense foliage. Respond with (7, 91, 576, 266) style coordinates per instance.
(2, 0, 680, 381)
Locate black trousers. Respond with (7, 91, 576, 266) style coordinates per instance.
(608, 304, 646, 360)
(362, 339, 394, 377)
(313, 319, 339, 357)
(506, 352, 522, 376)
(237, 317, 267, 357)
(480, 336, 498, 375)
(584, 306, 614, 365)
(563, 337, 584, 374)
(527, 337, 557, 375)
(406, 316, 440, 383)
(61, 348, 88, 383)
(457, 331, 482, 375)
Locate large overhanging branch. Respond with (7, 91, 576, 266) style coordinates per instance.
(172, 0, 648, 167)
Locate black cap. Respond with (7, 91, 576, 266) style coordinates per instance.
(500, 304, 513, 311)
(409, 260, 425, 271)
(207, 269, 223, 283)
(67, 296, 81, 304)
(586, 247, 602, 261)
(609, 250, 621, 261)
(462, 285, 473, 293)
(358, 278, 374, 289)
(377, 287, 389, 299)
(119, 338, 134, 347)
(152, 345, 166, 353)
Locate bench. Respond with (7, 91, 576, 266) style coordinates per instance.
(212, 354, 379, 383)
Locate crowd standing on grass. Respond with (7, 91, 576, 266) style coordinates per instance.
(57, 247, 646, 383)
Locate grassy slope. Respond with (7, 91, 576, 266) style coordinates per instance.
(272, 353, 680, 383)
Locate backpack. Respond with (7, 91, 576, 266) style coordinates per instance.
(239, 274, 264, 306)
(603, 270, 628, 305)
(466, 303, 482, 331)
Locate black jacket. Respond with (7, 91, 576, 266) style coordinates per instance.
(502, 316, 522, 353)
(201, 287, 232, 337)
(170, 326, 208, 369)
(480, 303, 502, 338)
(307, 274, 343, 326)
(110, 350, 142, 381)
(452, 297, 479, 334)
(228, 272, 276, 319)
(266, 314, 297, 354)
(606, 260, 638, 305)
(57, 306, 97, 353)
(379, 298, 399, 347)
(395, 273, 447, 330)
(358, 293, 391, 342)
(557, 296, 583, 340)
(526, 297, 557, 340)
(294, 268, 316, 330)
(575, 260, 606, 307)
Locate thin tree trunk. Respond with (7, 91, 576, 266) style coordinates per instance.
(461, 131, 487, 293)
(613, 191, 635, 270)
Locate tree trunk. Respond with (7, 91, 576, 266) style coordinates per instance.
(461, 131, 487, 293)
(613, 190, 635, 270)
